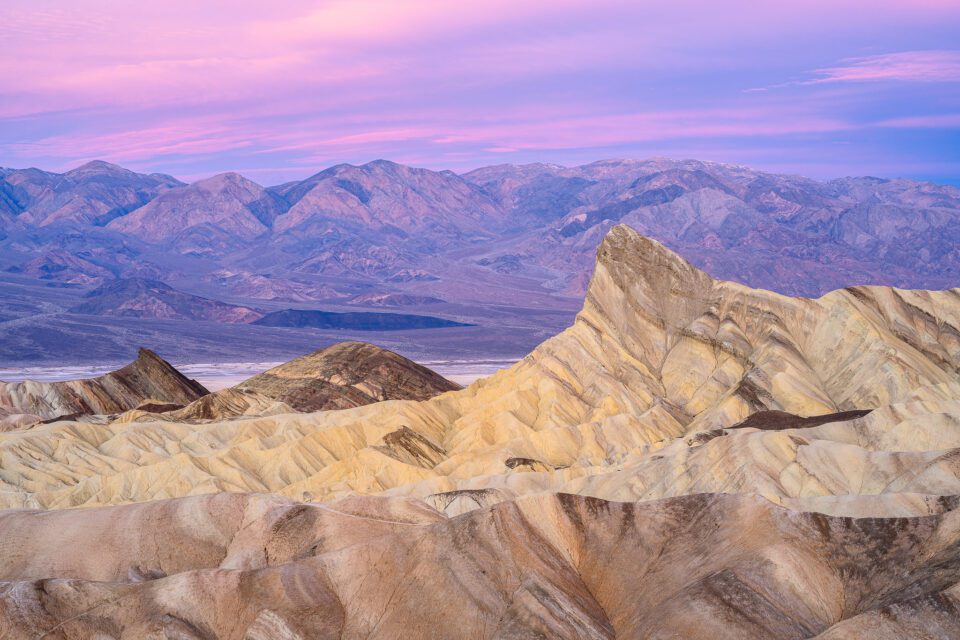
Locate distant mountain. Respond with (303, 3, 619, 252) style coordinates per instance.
(71, 278, 262, 322)
(464, 158, 960, 295)
(252, 308, 471, 330)
(0, 160, 182, 227)
(11, 248, 115, 285)
(271, 159, 505, 239)
(2, 157, 959, 364)
(3, 158, 957, 299)
(108, 172, 286, 253)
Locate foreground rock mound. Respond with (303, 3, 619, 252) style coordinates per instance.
(1, 492, 959, 639)
(236, 341, 461, 411)
(0, 348, 207, 423)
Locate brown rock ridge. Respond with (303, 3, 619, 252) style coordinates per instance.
(235, 341, 461, 411)
(0, 348, 207, 423)
(1, 492, 960, 639)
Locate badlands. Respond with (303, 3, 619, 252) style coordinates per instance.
(2, 225, 960, 638)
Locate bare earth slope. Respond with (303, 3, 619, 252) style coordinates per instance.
(235, 341, 461, 411)
(0, 226, 959, 511)
(2, 492, 960, 639)
(0, 348, 208, 424)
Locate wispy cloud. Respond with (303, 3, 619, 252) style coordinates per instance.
(807, 50, 960, 84)
(875, 113, 960, 128)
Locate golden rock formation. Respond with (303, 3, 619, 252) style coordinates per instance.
(2, 492, 960, 638)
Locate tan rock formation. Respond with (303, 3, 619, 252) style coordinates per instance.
(1, 492, 960, 639)
(1, 226, 957, 512)
(117, 388, 296, 423)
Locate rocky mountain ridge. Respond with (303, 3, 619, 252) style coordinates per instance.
(3, 158, 958, 296)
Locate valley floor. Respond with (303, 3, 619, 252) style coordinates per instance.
(0, 358, 516, 389)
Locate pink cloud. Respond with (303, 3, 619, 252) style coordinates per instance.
(1, 0, 958, 181)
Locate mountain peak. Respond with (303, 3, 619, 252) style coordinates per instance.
(584, 225, 717, 357)
(194, 172, 257, 189)
(364, 159, 402, 169)
(235, 341, 460, 411)
(65, 160, 131, 177)
(595, 224, 712, 290)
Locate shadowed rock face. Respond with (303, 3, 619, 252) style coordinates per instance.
(0, 348, 207, 422)
(730, 409, 873, 431)
(236, 341, 461, 411)
(1, 492, 959, 639)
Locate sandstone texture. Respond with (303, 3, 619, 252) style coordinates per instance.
(2, 492, 960, 638)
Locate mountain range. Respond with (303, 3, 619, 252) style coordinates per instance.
(2, 157, 959, 364)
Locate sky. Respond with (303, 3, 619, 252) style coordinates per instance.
(1, 0, 959, 185)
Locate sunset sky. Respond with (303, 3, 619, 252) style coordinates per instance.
(2, 0, 958, 184)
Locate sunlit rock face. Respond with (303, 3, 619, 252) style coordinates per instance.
(1, 225, 960, 637)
